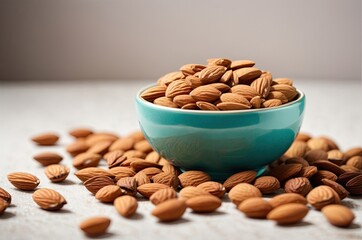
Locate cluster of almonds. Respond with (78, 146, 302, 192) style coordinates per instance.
(0, 129, 361, 237)
(141, 58, 299, 110)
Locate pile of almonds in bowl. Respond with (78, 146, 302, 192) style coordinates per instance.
(0, 128, 361, 237)
(141, 58, 299, 110)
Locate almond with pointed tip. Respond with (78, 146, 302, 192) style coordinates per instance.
(114, 195, 138, 217)
(296, 166, 318, 178)
(230, 60, 256, 70)
(33, 152, 63, 166)
(230, 84, 260, 100)
(0, 187, 11, 204)
(73, 152, 101, 170)
(31, 132, 59, 146)
(134, 171, 150, 186)
(180, 64, 206, 76)
(44, 164, 70, 183)
(152, 172, 179, 189)
(178, 171, 211, 187)
(268, 164, 302, 182)
(137, 183, 170, 198)
(270, 84, 298, 101)
(179, 186, 211, 200)
(75, 167, 115, 182)
(151, 199, 187, 222)
(223, 170, 257, 191)
(190, 85, 222, 102)
(267, 203, 308, 225)
(207, 58, 232, 67)
(150, 188, 177, 205)
(199, 65, 227, 84)
(32, 188, 67, 211)
(95, 185, 122, 203)
(228, 183, 262, 205)
(0, 198, 8, 214)
(238, 197, 272, 218)
(69, 128, 93, 138)
(321, 178, 349, 200)
(79, 217, 111, 237)
(84, 176, 115, 195)
(269, 193, 307, 208)
(186, 195, 222, 213)
(7, 172, 40, 191)
(306, 185, 340, 210)
(130, 160, 162, 172)
(197, 181, 226, 198)
(141, 85, 167, 102)
(66, 140, 90, 156)
(254, 176, 280, 194)
(284, 177, 312, 196)
(165, 80, 192, 98)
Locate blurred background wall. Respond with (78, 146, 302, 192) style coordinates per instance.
(0, 0, 360, 81)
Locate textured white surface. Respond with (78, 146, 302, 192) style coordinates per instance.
(0, 79, 361, 240)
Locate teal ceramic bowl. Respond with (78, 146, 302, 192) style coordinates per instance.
(135, 86, 305, 180)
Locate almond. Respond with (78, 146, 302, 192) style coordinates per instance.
(162, 164, 181, 176)
(0, 199, 8, 215)
(32, 188, 67, 211)
(284, 177, 312, 196)
(108, 167, 136, 180)
(157, 71, 184, 86)
(66, 140, 90, 156)
(152, 172, 179, 189)
(219, 70, 233, 83)
(345, 175, 362, 195)
(179, 186, 211, 200)
(137, 183, 170, 198)
(114, 195, 138, 217)
(33, 152, 63, 166)
(337, 172, 361, 185)
(230, 60, 255, 70)
(196, 101, 219, 110)
(295, 132, 312, 142)
(310, 170, 337, 185)
(304, 149, 328, 164)
(228, 183, 262, 206)
(181, 103, 198, 109)
(340, 165, 360, 172)
(234, 67, 262, 84)
(150, 188, 177, 205)
(95, 185, 122, 203)
(186, 195, 222, 213)
(217, 102, 252, 110)
(296, 166, 318, 178)
(322, 204, 355, 228)
(109, 138, 134, 152)
(190, 85, 222, 102)
(262, 99, 282, 108)
(284, 157, 309, 167)
(126, 130, 145, 142)
(7, 172, 40, 191)
(83, 176, 115, 195)
(250, 96, 263, 108)
(251, 75, 272, 98)
(254, 176, 280, 194)
(178, 170, 211, 187)
(231, 71, 239, 85)
(344, 147, 362, 160)
(230, 84, 260, 100)
(121, 157, 143, 167)
(141, 85, 167, 102)
(75, 167, 115, 182)
(306, 185, 340, 210)
(307, 138, 329, 151)
(223, 170, 257, 191)
(207, 58, 232, 67)
(180, 64, 206, 76)
(185, 75, 203, 88)
(266, 91, 288, 103)
(139, 167, 163, 178)
(123, 150, 146, 159)
(346, 156, 362, 170)
(313, 160, 346, 176)
(151, 199, 187, 222)
(69, 127, 93, 138)
(104, 150, 126, 168)
(73, 152, 101, 170)
(79, 217, 111, 237)
(270, 84, 298, 101)
(145, 151, 161, 163)
(134, 171, 151, 186)
(31, 132, 59, 146)
(117, 177, 137, 196)
(44, 164, 70, 183)
(284, 141, 308, 158)
(85, 133, 118, 146)
(0, 187, 11, 204)
(327, 150, 344, 165)
(269, 193, 307, 208)
(173, 94, 196, 107)
(238, 197, 272, 218)
(272, 78, 293, 85)
(199, 65, 227, 84)
(268, 164, 302, 182)
(86, 141, 112, 156)
(130, 160, 162, 172)
(220, 93, 251, 106)
(154, 97, 179, 108)
(165, 80, 192, 98)
(197, 181, 226, 198)
(319, 136, 339, 150)
(321, 178, 349, 199)
(267, 203, 308, 225)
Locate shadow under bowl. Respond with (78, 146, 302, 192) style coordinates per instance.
(135, 86, 305, 181)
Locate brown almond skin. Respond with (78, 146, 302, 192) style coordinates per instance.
(345, 175, 362, 195)
(151, 199, 187, 222)
(322, 204, 355, 228)
(306, 185, 340, 210)
(197, 181, 226, 198)
(69, 128, 93, 138)
(152, 172, 179, 189)
(223, 170, 257, 192)
(33, 152, 63, 166)
(7, 172, 40, 191)
(178, 171, 211, 187)
(268, 164, 302, 182)
(137, 183, 170, 198)
(0, 199, 8, 215)
(284, 177, 312, 196)
(150, 188, 177, 205)
(73, 152, 101, 170)
(95, 185, 123, 203)
(83, 176, 115, 195)
(44, 164, 70, 183)
(228, 183, 262, 206)
(179, 186, 211, 200)
(254, 176, 280, 194)
(75, 167, 115, 182)
(31, 132, 59, 146)
(79, 217, 111, 237)
(238, 197, 272, 218)
(321, 178, 349, 199)
(0, 187, 12, 204)
(114, 195, 138, 217)
(267, 203, 309, 225)
(66, 140, 90, 156)
(32, 188, 67, 211)
(269, 193, 307, 208)
(186, 195, 222, 213)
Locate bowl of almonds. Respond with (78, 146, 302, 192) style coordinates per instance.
(136, 58, 305, 180)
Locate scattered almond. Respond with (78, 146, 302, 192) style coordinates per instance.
(197, 181, 226, 198)
(269, 193, 307, 208)
(253, 176, 280, 194)
(7, 172, 40, 191)
(151, 199, 187, 222)
(33, 152, 63, 166)
(79, 217, 111, 237)
(186, 195, 222, 213)
(95, 185, 122, 203)
(178, 171, 211, 187)
(238, 197, 272, 218)
(322, 204, 355, 228)
(31, 132, 59, 146)
(114, 195, 138, 217)
(306, 185, 340, 210)
(32, 188, 67, 210)
(44, 164, 70, 183)
(150, 188, 178, 205)
(0, 187, 12, 204)
(228, 183, 262, 206)
(267, 203, 309, 225)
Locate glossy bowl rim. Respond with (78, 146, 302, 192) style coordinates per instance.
(136, 84, 305, 115)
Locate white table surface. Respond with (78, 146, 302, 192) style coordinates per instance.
(0, 79, 361, 240)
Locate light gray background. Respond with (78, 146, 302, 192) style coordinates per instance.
(0, 0, 361, 81)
